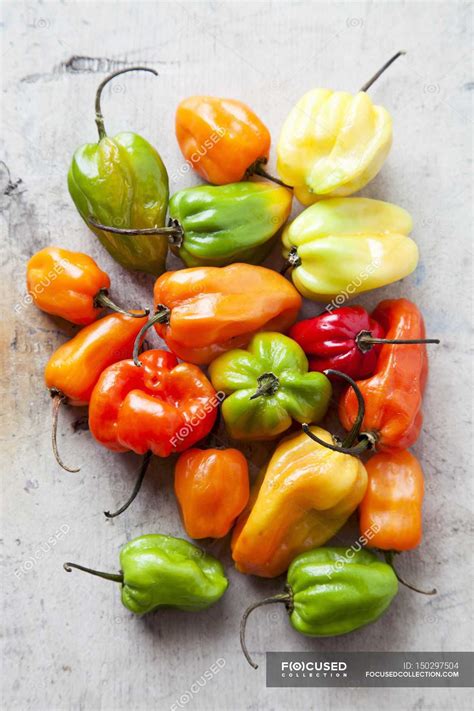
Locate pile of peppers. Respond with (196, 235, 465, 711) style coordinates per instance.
(25, 55, 443, 668)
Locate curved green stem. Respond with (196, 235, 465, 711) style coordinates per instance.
(359, 51, 406, 92)
(240, 590, 293, 669)
(94, 288, 149, 318)
(64, 561, 123, 584)
(104, 450, 153, 518)
(50, 390, 80, 473)
(356, 330, 440, 354)
(383, 551, 437, 596)
(95, 66, 158, 140)
(88, 216, 183, 240)
(324, 369, 365, 448)
(249, 372, 280, 400)
(132, 306, 171, 366)
(245, 158, 292, 188)
(302, 424, 372, 455)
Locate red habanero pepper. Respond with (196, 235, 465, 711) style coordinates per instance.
(338, 299, 439, 453)
(290, 305, 439, 380)
(88, 349, 219, 517)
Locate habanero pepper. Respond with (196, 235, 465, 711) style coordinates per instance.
(240, 547, 398, 668)
(281, 197, 418, 301)
(277, 52, 404, 204)
(359, 450, 436, 596)
(64, 534, 228, 614)
(88, 349, 219, 517)
(174, 448, 249, 539)
(45, 311, 148, 472)
(290, 305, 439, 380)
(209, 332, 331, 440)
(89, 181, 292, 269)
(133, 263, 302, 366)
(175, 95, 285, 186)
(339, 299, 439, 453)
(27, 246, 148, 325)
(68, 68, 170, 275)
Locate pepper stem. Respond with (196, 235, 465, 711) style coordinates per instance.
(94, 288, 149, 318)
(240, 589, 293, 669)
(356, 330, 440, 354)
(64, 562, 123, 584)
(245, 158, 291, 188)
(88, 216, 184, 240)
(50, 390, 80, 473)
(104, 450, 153, 518)
(279, 246, 302, 275)
(359, 51, 406, 92)
(132, 306, 171, 366)
(384, 551, 437, 596)
(95, 66, 158, 140)
(249, 372, 280, 400)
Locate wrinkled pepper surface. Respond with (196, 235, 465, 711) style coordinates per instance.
(68, 68, 169, 275)
(168, 182, 292, 267)
(209, 332, 331, 440)
(175, 95, 271, 184)
(174, 448, 249, 539)
(148, 263, 302, 365)
(282, 198, 417, 301)
(89, 349, 218, 456)
(232, 426, 368, 577)
(27, 246, 147, 325)
(64, 534, 228, 614)
(240, 547, 398, 668)
(360, 450, 425, 551)
(339, 299, 429, 452)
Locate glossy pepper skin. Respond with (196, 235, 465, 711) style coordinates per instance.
(89, 349, 218, 456)
(174, 448, 249, 539)
(175, 96, 271, 184)
(231, 426, 368, 577)
(168, 182, 292, 267)
(289, 305, 385, 380)
(360, 450, 424, 551)
(282, 198, 417, 301)
(65, 534, 228, 615)
(152, 263, 302, 365)
(68, 69, 169, 275)
(277, 89, 392, 204)
(209, 332, 332, 440)
(339, 299, 429, 452)
(45, 312, 147, 405)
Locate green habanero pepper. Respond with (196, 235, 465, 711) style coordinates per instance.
(64, 534, 228, 614)
(68, 67, 170, 275)
(167, 182, 292, 267)
(209, 332, 332, 440)
(240, 547, 398, 668)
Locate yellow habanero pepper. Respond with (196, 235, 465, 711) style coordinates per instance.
(281, 197, 418, 301)
(277, 52, 404, 204)
(231, 425, 368, 578)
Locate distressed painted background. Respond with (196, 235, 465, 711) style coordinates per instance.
(1, 1, 472, 710)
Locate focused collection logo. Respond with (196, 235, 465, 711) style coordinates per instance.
(281, 660, 348, 678)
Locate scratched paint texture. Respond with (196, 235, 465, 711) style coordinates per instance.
(1, 1, 472, 710)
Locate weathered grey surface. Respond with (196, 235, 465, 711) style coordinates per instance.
(1, 1, 472, 710)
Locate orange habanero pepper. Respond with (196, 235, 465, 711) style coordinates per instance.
(175, 96, 278, 185)
(27, 246, 147, 325)
(45, 312, 147, 472)
(174, 448, 249, 539)
(134, 263, 302, 366)
(339, 299, 432, 452)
